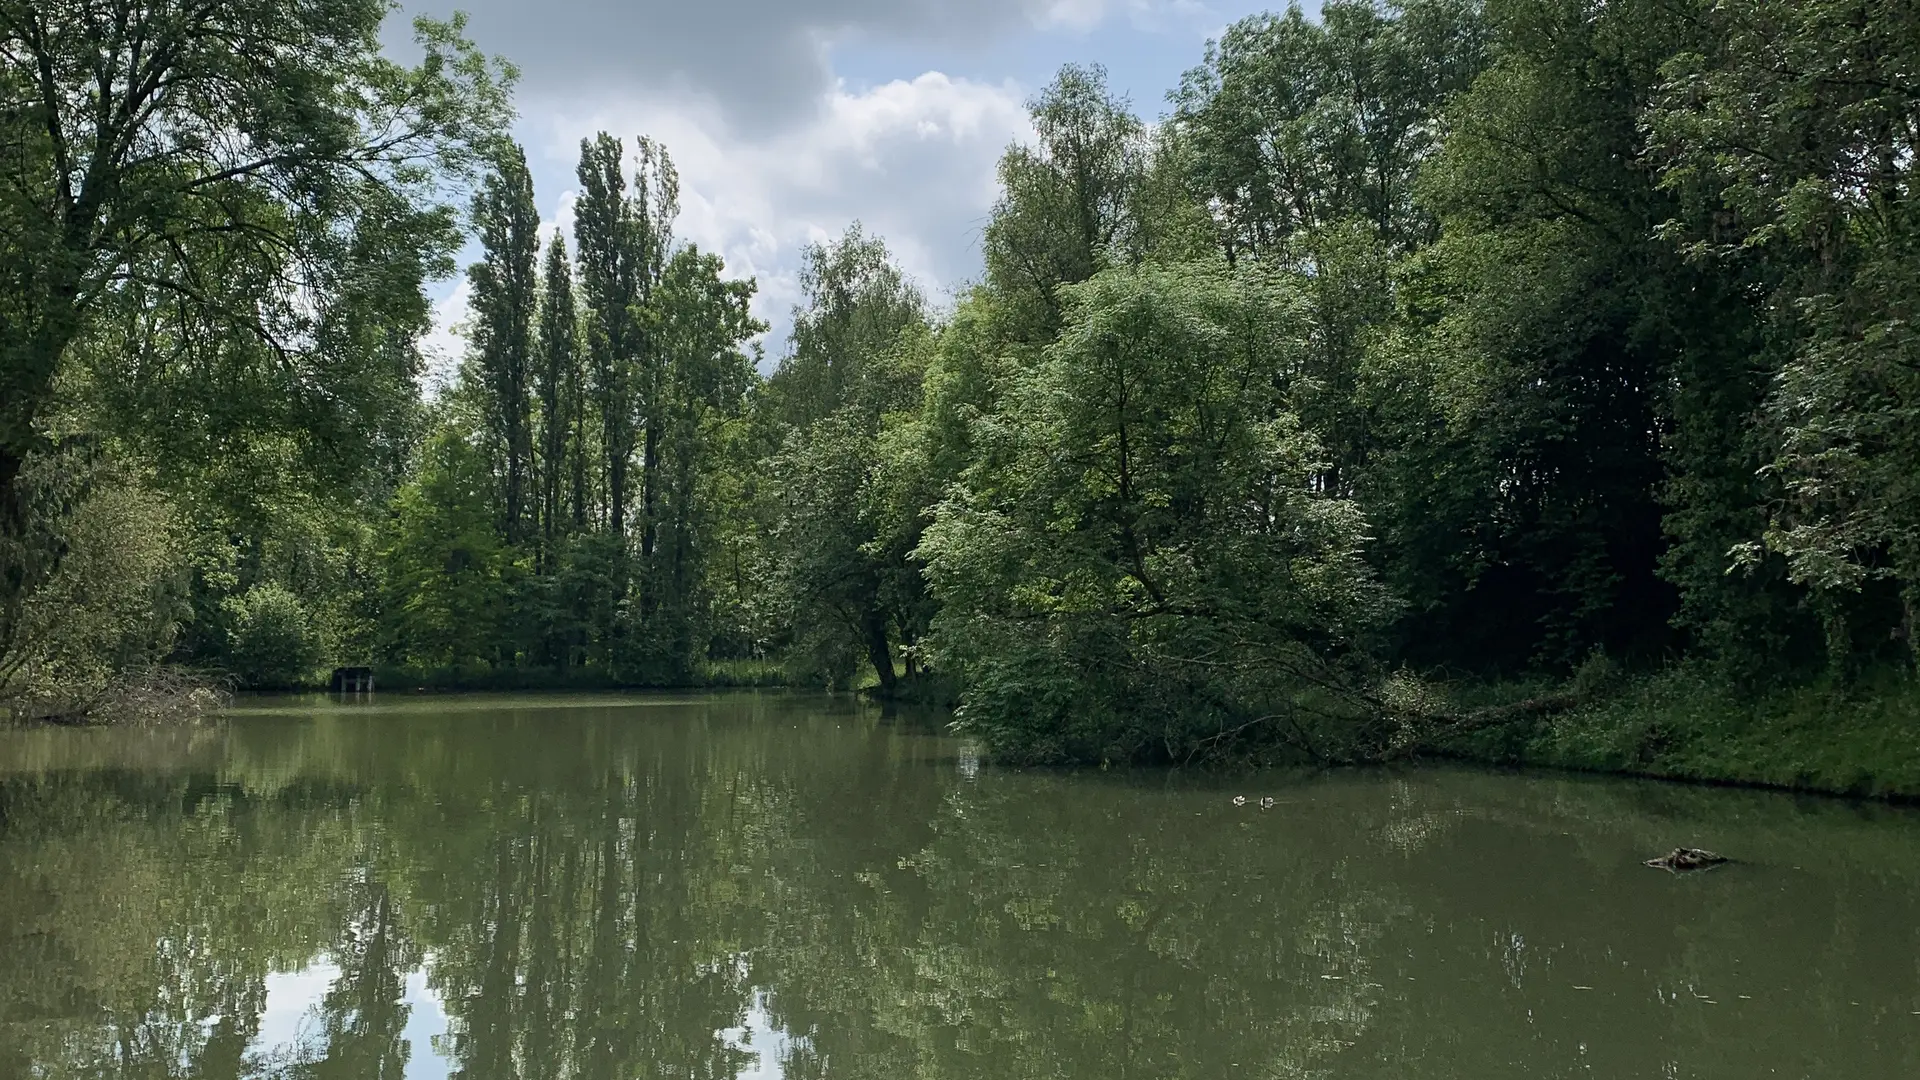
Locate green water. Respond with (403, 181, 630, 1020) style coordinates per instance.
(2, 693, 1917, 1079)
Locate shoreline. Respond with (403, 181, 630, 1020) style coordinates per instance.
(16, 668, 1918, 806)
(1425, 669, 1920, 802)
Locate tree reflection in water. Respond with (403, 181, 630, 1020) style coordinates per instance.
(2, 695, 1919, 1079)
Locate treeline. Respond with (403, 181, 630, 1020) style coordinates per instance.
(386, 136, 762, 681)
(3, 1, 1917, 763)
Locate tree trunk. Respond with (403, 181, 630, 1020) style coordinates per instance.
(863, 608, 897, 696)
(607, 443, 627, 540)
(0, 445, 24, 521)
(2, 304, 80, 507)
(641, 413, 661, 560)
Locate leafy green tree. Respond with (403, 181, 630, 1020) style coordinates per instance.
(920, 262, 1394, 764)
(984, 65, 1149, 343)
(1169, 1, 1489, 506)
(763, 228, 930, 691)
(768, 412, 908, 691)
(468, 141, 542, 546)
(382, 420, 521, 673)
(1650, 0, 1920, 673)
(0, 447, 186, 718)
(1173, 0, 1487, 262)
(0, 3, 511, 673)
(768, 224, 926, 429)
(573, 133, 678, 544)
(640, 247, 762, 670)
(1366, 0, 1727, 673)
(535, 234, 586, 563)
(222, 582, 324, 689)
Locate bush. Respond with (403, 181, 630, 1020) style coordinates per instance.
(223, 583, 323, 689)
(1, 448, 191, 723)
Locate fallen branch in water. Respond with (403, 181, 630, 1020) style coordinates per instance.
(1422, 691, 1583, 733)
(3, 667, 230, 727)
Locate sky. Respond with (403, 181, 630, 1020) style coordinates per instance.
(390, 0, 1289, 378)
(252, 959, 787, 1079)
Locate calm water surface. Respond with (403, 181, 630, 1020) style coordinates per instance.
(2, 693, 1918, 1079)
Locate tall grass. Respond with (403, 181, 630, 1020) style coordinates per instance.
(1432, 665, 1920, 799)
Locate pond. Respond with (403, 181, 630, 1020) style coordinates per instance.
(2, 692, 1917, 1079)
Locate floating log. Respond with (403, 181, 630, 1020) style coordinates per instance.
(1644, 847, 1728, 872)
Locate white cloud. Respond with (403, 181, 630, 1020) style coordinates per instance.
(398, 0, 1081, 133)
(404, 0, 1259, 375)
(521, 70, 1033, 357)
(1040, 0, 1116, 31)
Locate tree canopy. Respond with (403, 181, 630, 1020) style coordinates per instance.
(6, 0, 1919, 761)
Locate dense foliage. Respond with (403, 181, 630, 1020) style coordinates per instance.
(4, 0, 1917, 763)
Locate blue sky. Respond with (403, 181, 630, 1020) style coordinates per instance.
(394, 1, 1295, 376)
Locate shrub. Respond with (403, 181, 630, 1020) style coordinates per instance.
(223, 583, 323, 689)
(1, 449, 190, 722)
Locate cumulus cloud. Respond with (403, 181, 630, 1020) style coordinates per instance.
(420, 71, 1031, 372)
(401, 0, 1240, 372)
(398, 0, 1099, 133)
(527, 72, 1030, 352)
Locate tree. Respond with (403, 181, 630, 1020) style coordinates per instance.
(0, 1, 511, 683)
(983, 65, 1149, 343)
(572, 133, 677, 544)
(763, 228, 929, 691)
(1170, 1, 1488, 503)
(769, 225, 925, 429)
(1172, 0, 1488, 262)
(468, 141, 542, 545)
(0, 445, 186, 719)
(1363, 0, 1723, 673)
(382, 419, 519, 673)
(919, 263, 1394, 764)
(534, 234, 585, 564)
(1650, 0, 1920, 673)
(643, 247, 762, 668)
(222, 582, 323, 690)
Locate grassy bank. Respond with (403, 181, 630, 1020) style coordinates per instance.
(365, 660, 951, 698)
(1431, 667, 1920, 800)
(355, 658, 792, 694)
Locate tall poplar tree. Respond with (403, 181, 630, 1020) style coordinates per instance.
(574, 134, 640, 540)
(631, 138, 680, 581)
(574, 135, 678, 546)
(534, 234, 582, 564)
(468, 141, 542, 544)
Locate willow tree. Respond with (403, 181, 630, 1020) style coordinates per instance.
(919, 263, 1394, 763)
(764, 228, 929, 691)
(983, 64, 1149, 344)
